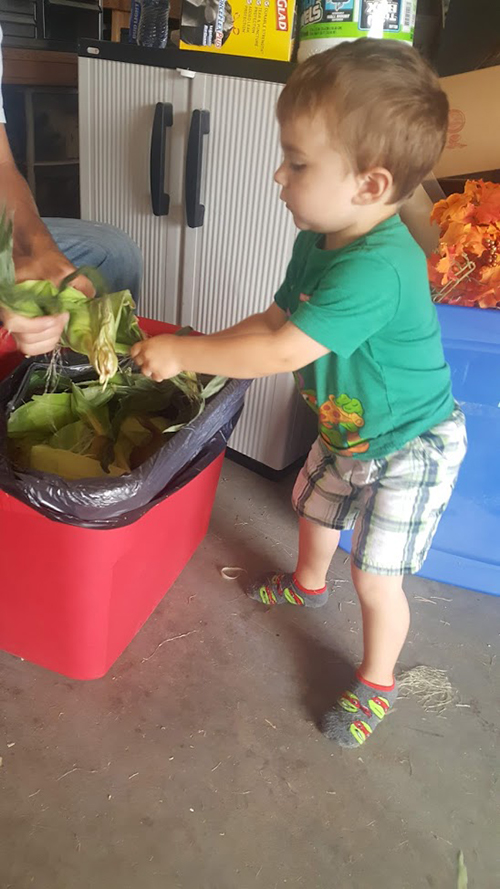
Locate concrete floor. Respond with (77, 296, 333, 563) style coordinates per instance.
(0, 459, 499, 889)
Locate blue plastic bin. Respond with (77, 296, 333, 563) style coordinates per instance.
(339, 304, 500, 596)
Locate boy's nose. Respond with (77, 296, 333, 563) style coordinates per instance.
(274, 163, 286, 187)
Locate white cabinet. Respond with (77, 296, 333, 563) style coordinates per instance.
(79, 58, 189, 322)
(79, 54, 315, 471)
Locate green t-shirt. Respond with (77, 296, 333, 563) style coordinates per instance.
(275, 216, 454, 460)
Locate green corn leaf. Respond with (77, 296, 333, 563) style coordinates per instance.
(200, 375, 228, 400)
(7, 393, 74, 437)
(70, 382, 113, 437)
(49, 420, 94, 455)
(0, 210, 143, 385)
(0, 209, 15, 287)
(457, 851, 468, 889)
(113, 291, 144, 352)
(59, 265, 108, 298)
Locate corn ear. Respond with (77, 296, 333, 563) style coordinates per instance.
(89, 297, 119, 387)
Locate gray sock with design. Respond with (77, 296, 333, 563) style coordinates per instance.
(247, 572, 329, 607)
(322, 672, 398, 747)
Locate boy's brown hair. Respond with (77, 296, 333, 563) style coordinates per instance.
(277, 39, 449, 202)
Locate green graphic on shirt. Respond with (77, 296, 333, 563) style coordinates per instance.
(300, 387, 370, 454)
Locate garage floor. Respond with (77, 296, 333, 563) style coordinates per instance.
(1, 459, 499, 889)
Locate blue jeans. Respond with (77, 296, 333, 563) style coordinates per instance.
(44, 218, 143, 303)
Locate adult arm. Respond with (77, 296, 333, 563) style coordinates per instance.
(0, 126, 91, 353)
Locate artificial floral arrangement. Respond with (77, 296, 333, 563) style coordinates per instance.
(428, 179, 500, 308)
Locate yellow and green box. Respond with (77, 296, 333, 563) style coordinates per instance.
(180, 0, 296, 61)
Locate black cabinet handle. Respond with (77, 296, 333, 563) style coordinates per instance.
(150, 102, 173, 217)
(185, 109, 210, 229)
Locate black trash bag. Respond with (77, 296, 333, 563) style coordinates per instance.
(0, 354, 251, 529)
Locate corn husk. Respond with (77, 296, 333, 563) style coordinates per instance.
(49, 420, 94, 454)
(0, 213, 144, 385)
(29, 445, 125, 480)
(6, 369, 228, 480)
(7, 393, 74, 437)
(1, 211, 228, 479)
(457, 852, 468, 889)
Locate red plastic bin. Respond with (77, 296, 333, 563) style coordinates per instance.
(0, 455, 223, 680)
(0, 318, 223, 680)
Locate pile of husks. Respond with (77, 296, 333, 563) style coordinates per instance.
(6, 368, 226, 479)
(0, 213, 226, 480)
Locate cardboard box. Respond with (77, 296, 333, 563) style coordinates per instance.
(402, 66, 500, 255)
(434, 65, 500, 179)
(400, 178, 442, 257)
(179, 0, 296, 60)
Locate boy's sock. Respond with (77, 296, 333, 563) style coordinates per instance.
(322, 672, 398, 747)
(247, 572, 329, 607)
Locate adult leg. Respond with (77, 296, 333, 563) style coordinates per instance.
(44, 219, 143, 302)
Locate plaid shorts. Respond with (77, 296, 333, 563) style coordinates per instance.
(292, 407, 467, 576)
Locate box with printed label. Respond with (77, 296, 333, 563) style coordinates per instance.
(434, 65, 500, 179)
(180, 0, 296, 60)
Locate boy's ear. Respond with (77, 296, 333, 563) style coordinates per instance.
(353, 168, 394, 205)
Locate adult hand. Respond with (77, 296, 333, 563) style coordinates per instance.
(0, 309, 70, 357)
(1, 247, 94, 356)
(14, 248, 95, 298)
(0, 127, 93, 354)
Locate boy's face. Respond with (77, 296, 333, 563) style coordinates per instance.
(275, 114, 361, 234)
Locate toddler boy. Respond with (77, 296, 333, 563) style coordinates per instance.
(132, 39, 467, 747)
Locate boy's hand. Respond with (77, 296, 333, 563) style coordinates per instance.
(131, 321, 330, 381)
(130, 335, 183, 382)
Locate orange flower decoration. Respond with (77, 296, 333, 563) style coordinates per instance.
(428, 180, 500, 308)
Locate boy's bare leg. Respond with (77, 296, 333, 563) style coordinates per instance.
(323, 564, 407, 747)
(352, 565, 410, 687)
(295, 517, 341, 589)
(247, 516, 340, 607)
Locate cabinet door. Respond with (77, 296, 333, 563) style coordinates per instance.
(79, 57, 189, 323)
(180, 72, 314, 469)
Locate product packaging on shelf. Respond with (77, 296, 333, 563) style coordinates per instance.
(179, 0, 296, 60)
(298, 0, 416, 60)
